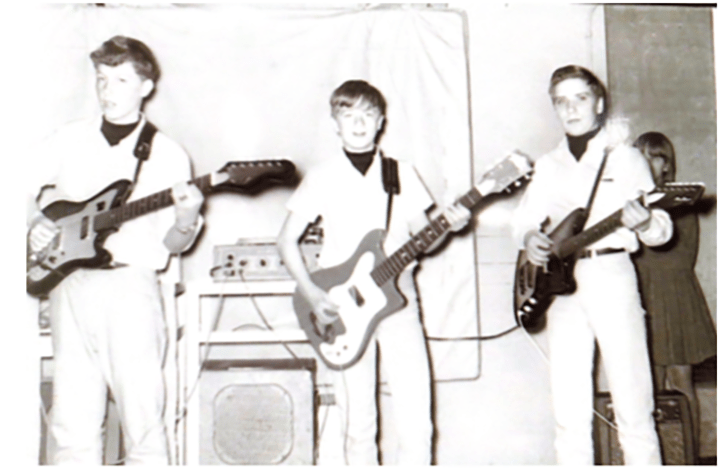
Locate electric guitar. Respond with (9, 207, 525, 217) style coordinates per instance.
(514, 182, 705, 332)
(292, 152, 533, 370)
(27, 159, 296, 297)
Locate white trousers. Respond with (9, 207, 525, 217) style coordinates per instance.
(546, 253, 661, 465)
(2, 296, 41, 464)
(332, 272, 433, 465)
(48, 267, 169, 465)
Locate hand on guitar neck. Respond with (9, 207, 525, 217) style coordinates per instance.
(164, 182, 205, 253)
(620, 197, 651, 232)
(442, 202, 472, 232)
(416, 201, 472, 254)
(170, 181, 204, 227)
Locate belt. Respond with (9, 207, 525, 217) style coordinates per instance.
(577, 247, 626, 259)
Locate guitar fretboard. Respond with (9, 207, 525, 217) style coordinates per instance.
(370, 187, 482, 286)
(93, 174, 213, 230)
(555, 183, 704, 259)
(556, 209, 623, 259)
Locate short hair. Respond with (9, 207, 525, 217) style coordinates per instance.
(330, 80, 387, 118)
(549, 65, 608, 126)
(633, 131, 677, 181)
(90, 36, 160, 84)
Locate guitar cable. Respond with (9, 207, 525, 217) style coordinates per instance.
(426, 324, 520, 342)
(175, 265, 230, 427)
(237, 269, 300, 360)
(521, 313, 691, 453)
(518, 322, 646, 442)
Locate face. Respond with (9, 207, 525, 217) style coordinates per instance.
(95, 62, 154, 124)
(648, 155, 673, 185)
(551, 78, 604, 136)
(333, 101, 384, 153)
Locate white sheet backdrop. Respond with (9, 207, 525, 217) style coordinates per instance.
(21, 3, 479, 381)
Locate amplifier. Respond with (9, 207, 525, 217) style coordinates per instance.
(199, 358, 316, 465)
(594, 391, 694, 465)
(212, 239, 321, 281)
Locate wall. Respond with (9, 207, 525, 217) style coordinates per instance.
(605, 4, 717, 323)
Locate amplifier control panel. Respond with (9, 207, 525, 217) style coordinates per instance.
(212, 239, 321, 281)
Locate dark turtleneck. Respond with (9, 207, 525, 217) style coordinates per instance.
(567, 126, 601, 161)
(344, 147, 376, 175)
(101, 117, 140, 146)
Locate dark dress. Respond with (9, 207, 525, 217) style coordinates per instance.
(632, 207, 717, 366)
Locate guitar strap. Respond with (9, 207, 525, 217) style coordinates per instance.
(580, 149, 609, 230)
(380, 151, 400, 230)
(127, 120, 158, 199)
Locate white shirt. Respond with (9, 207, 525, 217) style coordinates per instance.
(286, 150, 435, 269)
(28, 116, 195, 270)
(511, 128, 672, 252)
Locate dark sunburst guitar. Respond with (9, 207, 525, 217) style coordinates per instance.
(27, 159, 296, 297)
(292, 152, 533, 370)
(514, 182, 705, 332)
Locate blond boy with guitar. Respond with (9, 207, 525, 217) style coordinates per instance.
(278, 80, 472, 464)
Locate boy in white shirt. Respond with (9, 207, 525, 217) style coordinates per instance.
(512, 65, 672, 464)
(27, 36, 204, 464)
(278, 80, 470, 464)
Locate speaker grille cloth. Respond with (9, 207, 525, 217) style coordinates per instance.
(213, 384, 294, 464)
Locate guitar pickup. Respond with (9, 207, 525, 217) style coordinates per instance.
(348, 285, 365, 307)
(80, 216, 89, 240)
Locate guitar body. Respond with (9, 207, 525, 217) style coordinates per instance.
(514, 183, 706, 333)
(513, 208, 587, 331)
(27, 159, 299, 297)
(290, 151, 534, 369)
(27, 181, 130, 296)
(292, 229, 407, 370)
(26, 180, 131, 297)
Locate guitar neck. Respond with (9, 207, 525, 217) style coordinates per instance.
(556, 208, 624, 259)
(371, 187, 482, 286)
(555, 183, 705, 259)
(94, 173, 213, 230)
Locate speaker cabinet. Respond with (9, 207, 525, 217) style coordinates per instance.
(199, 359, 316, 465)
(594, 391, 694, 465)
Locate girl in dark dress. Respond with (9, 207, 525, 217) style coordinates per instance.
(632, 131, 717, 447)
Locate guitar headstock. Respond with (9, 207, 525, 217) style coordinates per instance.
(213, 159, 298, 193)
(475, 150, 533, 196)
(647, 182, 705, 210)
